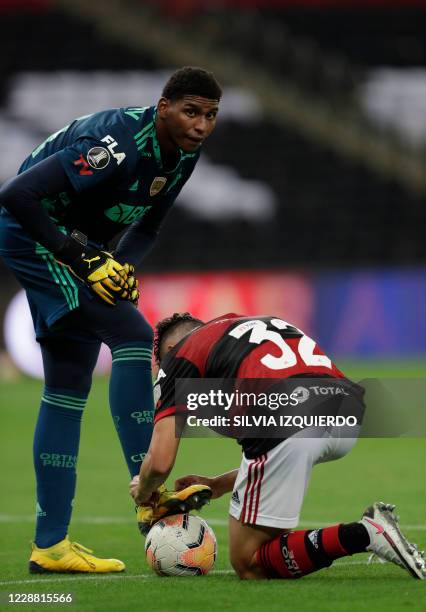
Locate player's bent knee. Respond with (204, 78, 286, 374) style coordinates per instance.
(123, 312, 153, 344)
(109, 313, 154, 347)
(230, 556, 248, 579)
(236, 569, 259, 580)
(230, 550, 264, 580)
(232, 559, 264, 580)
(131, 322, 153, 345)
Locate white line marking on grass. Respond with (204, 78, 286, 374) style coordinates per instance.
(0, 561, 383, 586)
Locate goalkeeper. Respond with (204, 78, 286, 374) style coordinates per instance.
(0, 67, 221, 574)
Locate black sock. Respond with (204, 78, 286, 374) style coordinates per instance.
(338, 522, 370, 554)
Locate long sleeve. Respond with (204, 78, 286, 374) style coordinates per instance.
(114, 191, 177, 267)
(114, 223, 157, 268)
(0, 154, 74, 256)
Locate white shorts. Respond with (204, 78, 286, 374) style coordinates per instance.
(229, 427, 359, 529)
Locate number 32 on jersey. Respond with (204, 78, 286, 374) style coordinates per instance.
(228, 319, 332, 371)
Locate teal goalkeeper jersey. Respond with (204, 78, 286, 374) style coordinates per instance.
(14, 106, 199, 246)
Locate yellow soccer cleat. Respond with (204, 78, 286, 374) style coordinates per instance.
(29, 537, 125, 573)
(137, 484, 212, 536)
(136, 505, 154, 536)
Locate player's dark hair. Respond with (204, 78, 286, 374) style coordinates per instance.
(162, 67, 222, 101)
(154, 312, 204, 363)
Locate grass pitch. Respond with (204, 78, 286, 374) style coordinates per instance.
(0, 361, 425, 611)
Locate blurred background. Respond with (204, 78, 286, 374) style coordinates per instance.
(0, 0, 425, 378)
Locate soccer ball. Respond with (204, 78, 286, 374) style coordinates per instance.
(145, 514, 217, 576)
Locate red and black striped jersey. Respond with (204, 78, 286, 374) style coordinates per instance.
(154, 313, 345, 430)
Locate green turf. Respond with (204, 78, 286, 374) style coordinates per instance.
(0, 361, 425, 611)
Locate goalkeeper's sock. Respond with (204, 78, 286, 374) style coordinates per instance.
(33, 387, 88, 548)
(109, 342, 154, 477)
(256, 523, 369, 579)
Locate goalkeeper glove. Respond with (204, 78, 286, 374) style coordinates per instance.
(54, 231, 130, 306)
(119, 263, 140, 307)
(69, 249, 129, 305)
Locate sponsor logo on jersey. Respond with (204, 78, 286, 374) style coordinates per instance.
(73, 153, 93, 176)
(150, 176, 167, 196)
(309, 385, 350, 396)
(293, 385, 350, 402)
(101, 134, 126, 165)
(104, 203, 152, 225)
(87, 146, 110, 169)
(231, 490, 240, 505)
(292, 386, 310, 404)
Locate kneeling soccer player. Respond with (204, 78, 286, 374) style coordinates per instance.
(130, 312, 425, 580)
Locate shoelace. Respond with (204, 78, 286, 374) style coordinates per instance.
(70, 541, 96, 569)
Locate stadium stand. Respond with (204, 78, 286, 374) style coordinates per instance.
(0, 1, 425, 272)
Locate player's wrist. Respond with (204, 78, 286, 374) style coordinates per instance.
(53, 235, 86, 266)
(211, 475, 228, 498)
(54, 230, 108, 274)
(212, 470, 238, 498)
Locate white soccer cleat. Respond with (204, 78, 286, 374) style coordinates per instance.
(361, 502, 426, 579)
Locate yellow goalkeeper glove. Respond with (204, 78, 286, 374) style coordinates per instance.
(68, 248, 129, 305)
(54, 230, 138, 306)
(118, 263, 140, 306)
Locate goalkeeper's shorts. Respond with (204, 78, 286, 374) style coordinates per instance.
(0, 213, 93, 339)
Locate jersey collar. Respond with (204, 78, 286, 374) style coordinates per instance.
(152, 108, 183, 174)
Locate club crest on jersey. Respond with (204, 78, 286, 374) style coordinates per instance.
(87, 147, 110, 170)
(150, 176, 167, 196)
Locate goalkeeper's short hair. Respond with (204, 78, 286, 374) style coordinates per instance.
(162, 67, 222, 102)
(154, 312, 204, 363)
